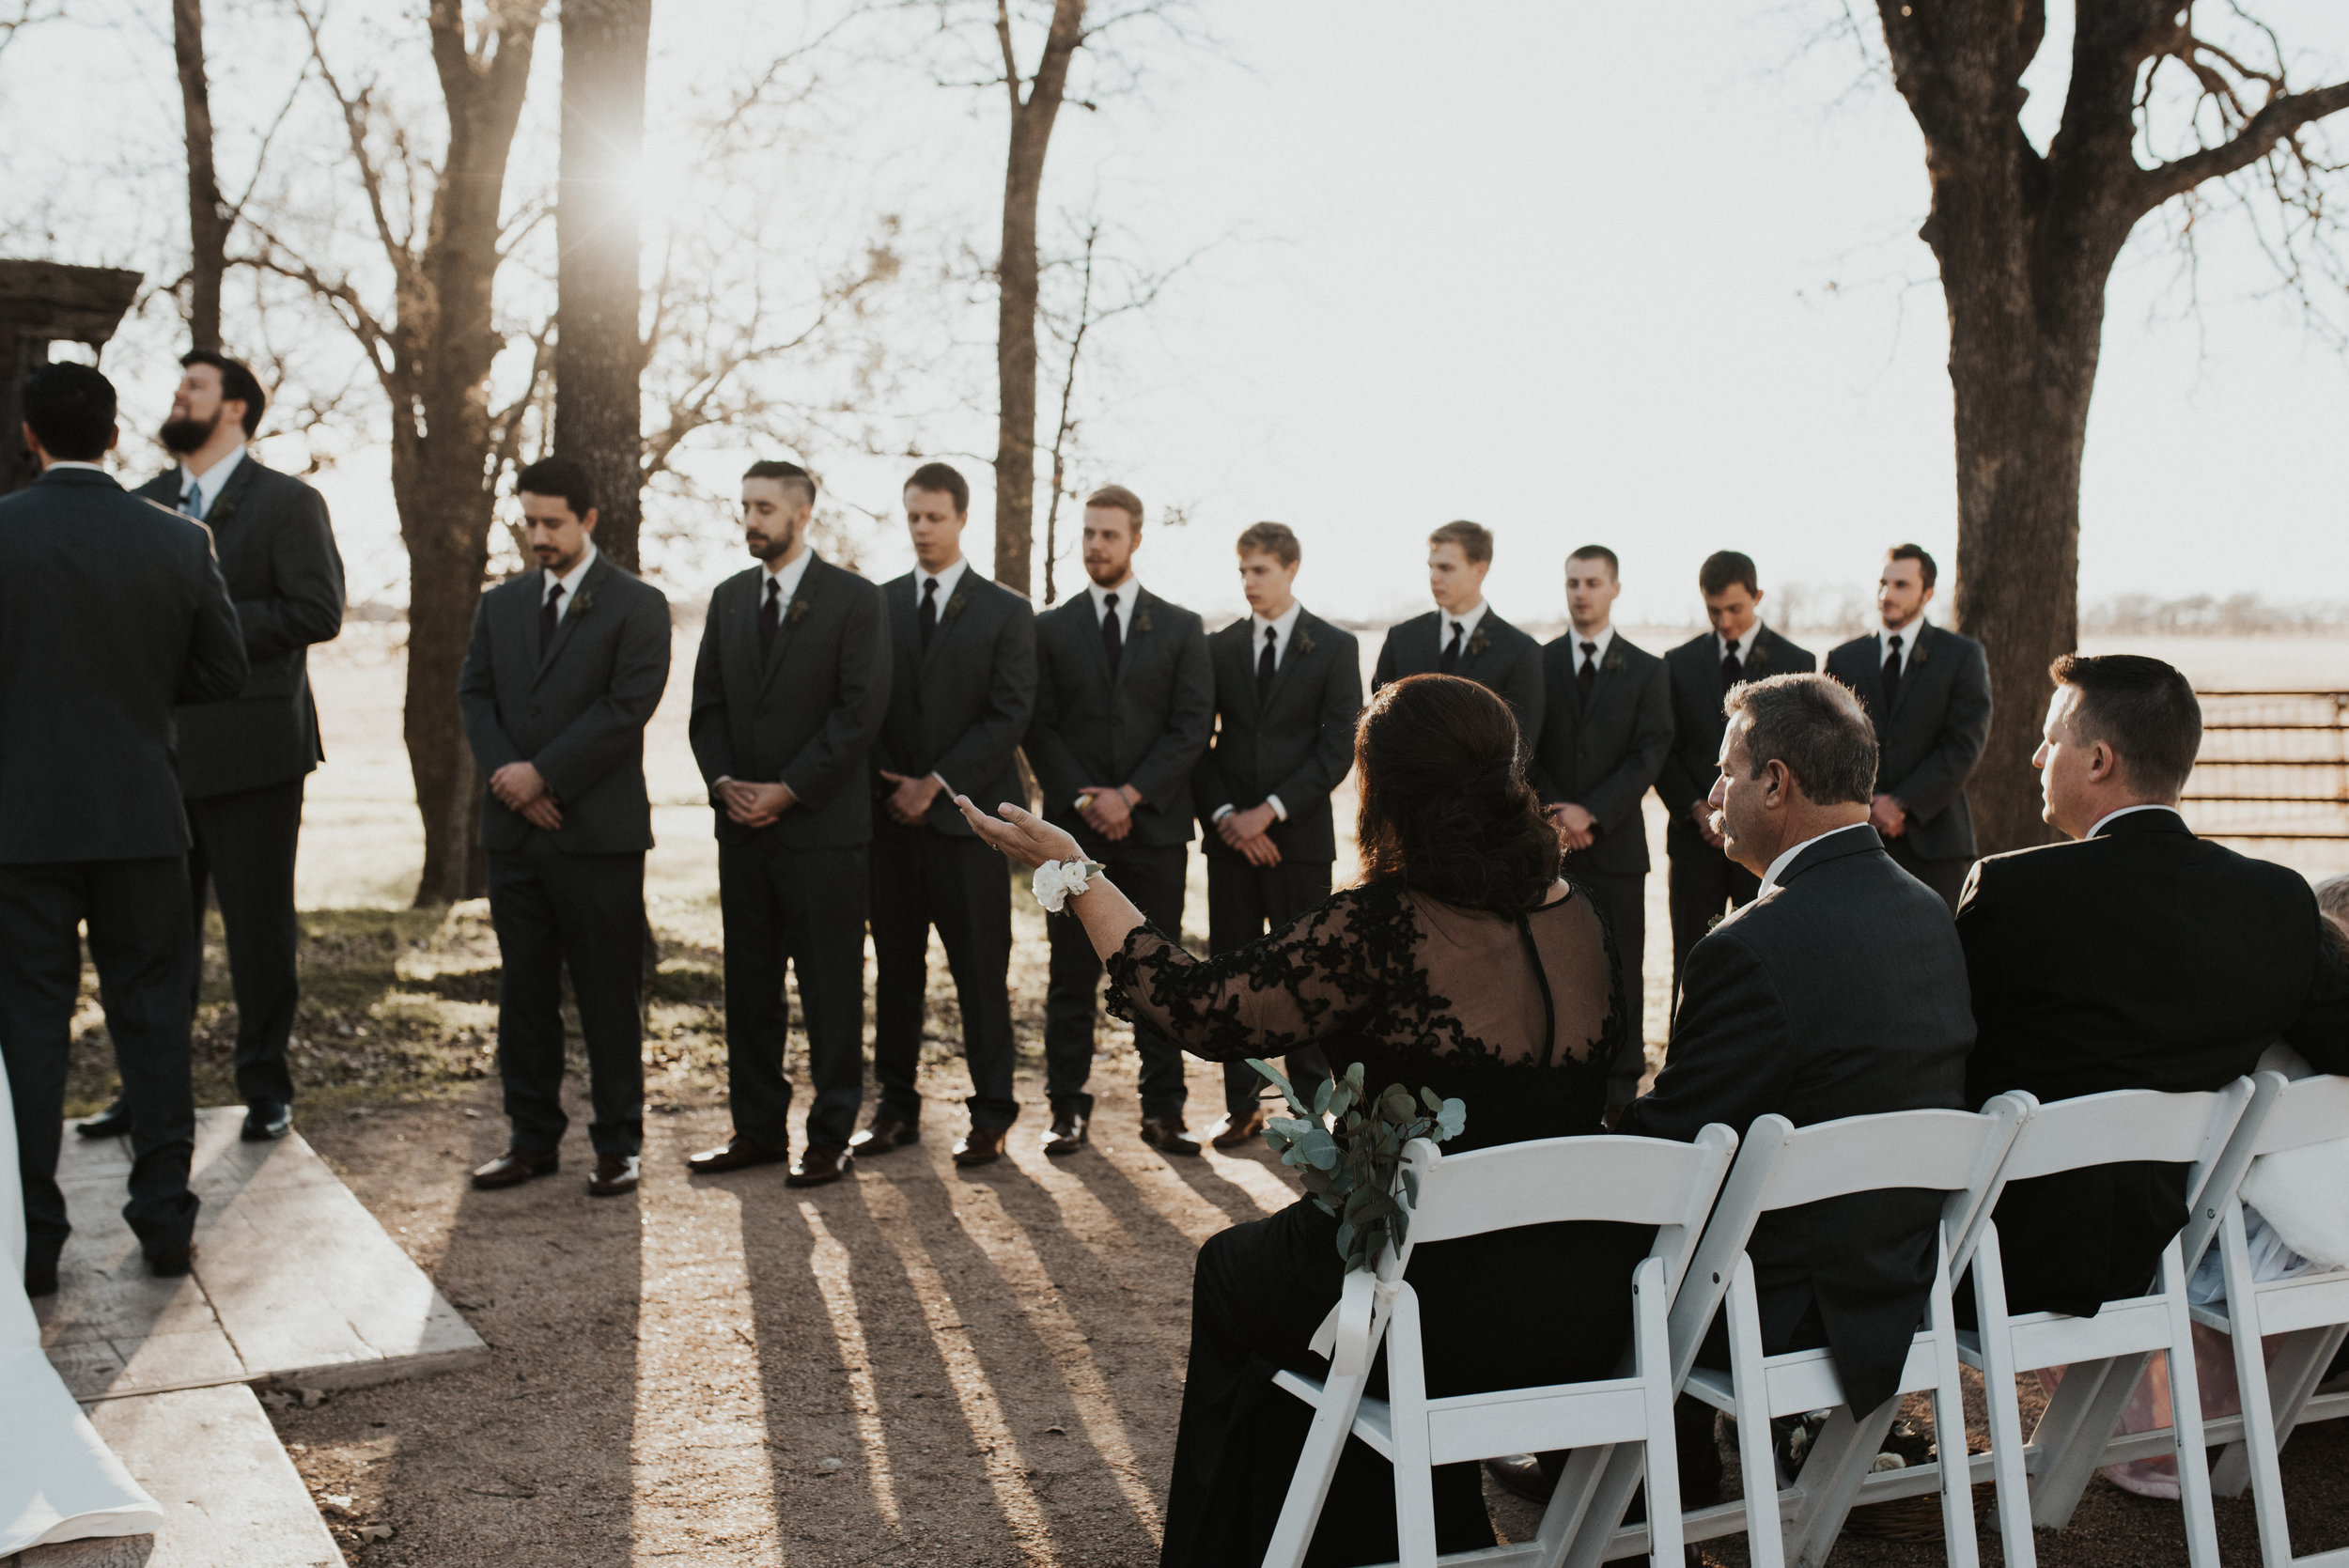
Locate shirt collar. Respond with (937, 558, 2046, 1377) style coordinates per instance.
(44, 460, 111, 474)
(1879, 616, 1927, 662)
(178, 447, 246, 516)
(2087, 802, 2186, 840)
(1087, 574, 1138, 619)
(544, 537, 599, 600)
(1758, 820, 1873, 895)
(1719, 620, 1764, 660)
(1439, 599, 1488, 643)
(1250, 600, 1302, 641)
(918, 555, 969, 605)
(1571, 625, 1615, 669)
(760, 545, 815, 604)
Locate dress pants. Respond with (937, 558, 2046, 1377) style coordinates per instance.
(1666, 841, 1760, 996)
(1044, 840, 1187, 1121)
(486, 839, 646, 1157)
(1563, 854, 1647, 1109)
(0, 857, 200, 1268)
(1886, 833, 1969, 912)
(869, 820, 1019, 1131)
(719, 836, 868, 1152)
(1205, 852, 1331, 1118)
(186, 777, 305, 1108)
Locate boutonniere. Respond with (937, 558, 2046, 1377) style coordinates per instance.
(1911, 640, 1931, 666)
(1706, 911, 1726, 933)
(1748, 641, 1773, 671)
(786, 593, 812, 626)
(1296, 630, 1316, 658)
(1133, 606, 1154, 635)
(570, 587, 596, 617)
(1601, 648, 1626, 675)
(941, 585, 971, 623)
(1467, 625, 1491, 657)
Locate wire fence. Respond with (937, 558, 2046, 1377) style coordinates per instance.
(2182, 691, 2349, 842)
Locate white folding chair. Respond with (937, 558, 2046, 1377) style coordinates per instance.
(2189, 1068, 2349, 1568)
(1259, 1125, 1738, 1568)
(1959, 1079, 2259, 1568)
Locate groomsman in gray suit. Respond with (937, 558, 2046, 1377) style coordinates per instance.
(1532, 546, 1672, 1110)
(458, 458, 672, 1198)
(858, 462, 1036, 1169)
(1192, 522, 1360, 1147)
(1371, 520, 1543, 750)
(1824, 545, 1992, 909)
(1025, 485, 1214, 1157)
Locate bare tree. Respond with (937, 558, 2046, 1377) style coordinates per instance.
(1867, 2, 2349, 852)
(172, 0, 227, 351)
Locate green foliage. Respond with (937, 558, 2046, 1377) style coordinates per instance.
(1247, 1058, 1467, 1274)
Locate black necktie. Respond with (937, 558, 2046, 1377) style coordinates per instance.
(919, 577, 939, 654)
(1720, 638, 1742, 690)
(1257, 625, 1278, 698)
(539, 581, 564, 655)
(1882, 633, 1904, 709)
(1439, 619, 1464, 674)
(758, 577, 780, 659)
(1100, 592, 1123, 669)
(1578, 641, 1597, 707)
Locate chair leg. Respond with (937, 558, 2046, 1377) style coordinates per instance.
(1926, 1255, 1983, 1568)
(1725, 1260, 1788, 1568)
(2158, 1245, 2223, 1568)
(1532, 1443, 1610, 1568)
(1970, 1234, 2037, 1568)
(1637, 1264, 1686, 1568)
(2219, 1215, 2296, 1568)
(1261, 1369, 1367, 1568)
(2027, 1351, 2148, 1531)
(1786, 1398, 1904, 1568)
(1555, 1443, 1645, 1568)
(1386, 1292, 1439, 1568)
(2216, 1323, 2349, 1497)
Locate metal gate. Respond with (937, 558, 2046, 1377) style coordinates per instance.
(2182, 691, 2349, 842)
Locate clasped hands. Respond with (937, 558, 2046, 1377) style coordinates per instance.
(490, 762, 563, 831)
(1870, 792, 1909, 839)
(1078, 783, 1141, 842)
(878, 768, 947, 828)
(1217, 803, 1282, 866)
(1547, 801, 1597, 853)
(716, 777, 797, 829)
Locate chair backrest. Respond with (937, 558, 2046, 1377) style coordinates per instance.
(2253, 1072, 2349, 1157)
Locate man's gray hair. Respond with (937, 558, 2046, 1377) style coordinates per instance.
(1723, 674, 1878, 807)
(2315, 874, 2349, 924)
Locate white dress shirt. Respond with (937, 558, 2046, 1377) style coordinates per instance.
(1436, 599, 1489, 652)
(916, 553, 969, 613)
(43, 460, 110, 475)
(1087, 574, 1138, 640)
(1213, 601, 1306, 826)
(760, 545, 814, 613)
(2087, 802, 2185, 840)
(541, 538, 599, 624)
(1757, 820, 1874, 896)
(1717, 620, 1766, 666)
(175, 447, 245, 520)
(1570, 624, 1616, 677)
(1878, 617, 1926, 675)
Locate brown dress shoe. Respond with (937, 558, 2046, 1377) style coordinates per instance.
(1139, 1115, 1202, 1157)
(848, 1109, 921, 1157)
(952, 1125, 1008, 1167)
(472, 1147, 560, 1188)
(1207, 1107, 1268, 1149)
(588, 1154, 641, 1196)
(686, 1136, 791, 1174)
(1040, 1102, 1089, 1157)
(1484, 1452, 1550, 1502)
(786, 1145, 851, 1188)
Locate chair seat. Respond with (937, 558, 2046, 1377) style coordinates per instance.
(1684, 1332, 1942, 1421)
(1272, 1366, 1663, 1467)
(1954, 1296, 2176, 1372)
(2192, 1271, 2349, 1338)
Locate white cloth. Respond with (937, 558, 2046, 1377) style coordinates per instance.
(541, 538, 599, 624)
(1757, 821, 1873, 897)
(176, 447, 245, 520)
(43, 461, 110, 476)
(0, 1053, 163, 1553)
(2088, 803, 2184, 839)
(1877, 617, 1924, 675)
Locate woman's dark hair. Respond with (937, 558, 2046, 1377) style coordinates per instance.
(1355, 675, 1561, 913)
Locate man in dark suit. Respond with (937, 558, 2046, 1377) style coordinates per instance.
(1531, 546, 1672, 1110)
(1025, 484, 1213, 1157)
(1191, 521, 1360, 1147)
(857, 462, 1035, 1169)
(1958, 654, 2349, 1317)
(0, 363, 246, 1296)
(688, 460, 890, 1188)
(1655, 551, 1814, 991)
(75, 352, 347, 1148)
(1618, 673, 1972, 1502)
(1825, 545, 1992, 910)
(1371, 520, 1542, 750)
(457, 457, 671, 1198)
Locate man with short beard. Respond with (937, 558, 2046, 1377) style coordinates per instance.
(687, 460, 891, 1188)
(77, 351, 345, 1147)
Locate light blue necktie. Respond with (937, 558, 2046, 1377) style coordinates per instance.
(180, 478, 203, 520)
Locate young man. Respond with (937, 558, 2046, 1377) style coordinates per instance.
(1024, 484, 1213, 1157)
(1655, 551, 1813, 991)
(1370, 520, 1542, 749)
(858, 462, 1037, 1168)
(688, 461, 890, 1188)
(79, 351, 346, 1147)
(1531, 545, 1672, 1110)
(0, 363, 246, 1295)
(1824, 545, 1992, 910)
(457, 457, 671, 1198)
(1191, 522, 1360, 1146)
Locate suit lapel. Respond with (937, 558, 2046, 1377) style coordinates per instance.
(761, 553, 821, 694)
(920, 572, 975, 679)
(1260, 615, 1309, 716)
(1112, 587, 1156, 695)
(1888, 624, 1929, 722)
(203, 455, 262, 536)
(723, 571, 762, 696)
(533, 554, 608, 686)
(890, 575, 924, 691)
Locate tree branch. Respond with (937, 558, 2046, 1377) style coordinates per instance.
(2136, 78, 2349, 213)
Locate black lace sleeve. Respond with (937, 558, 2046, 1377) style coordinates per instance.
(1102, 886, 1398, 1063)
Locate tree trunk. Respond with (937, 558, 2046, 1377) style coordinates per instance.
(554, 0, 651, 573)
(172, 0, 226, 351)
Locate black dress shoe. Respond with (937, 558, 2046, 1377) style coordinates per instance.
(24, 1264, 59, 1297)
(1040, 1102, 1089, 1157)
(241, 1100, 292, 1141)
(1139, 1115, 1202, 1157)
(785, 1145, 852, 1188)
(1484, 1453, 1550, 1502)
(686, 1136, 792, 1174)
(588, 1154, 641, 1196)
(148, 1244, 197, 1279)
(953, 1125, 1007, 1167)
(76, 1099, 131, 1139)
(471, 1148, 560, 1188)
(847, 1109, 921, 1157)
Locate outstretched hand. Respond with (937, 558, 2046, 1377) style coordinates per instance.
(954, 796, 1084, 869)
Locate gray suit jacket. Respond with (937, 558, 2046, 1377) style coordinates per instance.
(137, 458, 345, 799)
(1192, 609, 1361, 866)
(871, 568, 1036, 835)
(458, 552, 671, 855)
(690, 553, 891, 850)
(1532, 632, 1672, 877)
(0, 468, 247, 863)
(1025, 585, 1214, 854)
(1825, 622, 1992, 862)
(1372, 608, 1544, 753)
(1656, 625, 1815, 854)
(1622, 825, 1972, 1415)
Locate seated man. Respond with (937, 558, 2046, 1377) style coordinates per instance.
(1958, 654, 2349, 1317)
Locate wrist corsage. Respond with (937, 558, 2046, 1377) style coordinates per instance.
(1032, 858, 1108, 913)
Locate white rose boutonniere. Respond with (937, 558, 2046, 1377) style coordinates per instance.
(1032, 858, 1109, 914)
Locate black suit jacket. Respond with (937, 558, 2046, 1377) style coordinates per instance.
(458, 552, 671, 855)
(136, 458, 345, 799)
(1956, 809, 2349, 1314)
(870, 567, 1036, 835)
(1025, 586, 1214, 855)
(1192, 610, 1361, 865)
(1372, 608, 1544, 753)
(1622, 826, 1973, 1414)
(0, 467, 247, 863)
(690, 553, 891, 850)
(1655, 626, 1814, 855)
(1826, 623, 1992, 862)
(1532, 632, 1672, 877)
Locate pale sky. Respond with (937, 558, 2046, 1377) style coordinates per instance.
(6, 1, 2346, 629)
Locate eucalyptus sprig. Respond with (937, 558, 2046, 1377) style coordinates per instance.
(1246, 1057, 1467, 1273)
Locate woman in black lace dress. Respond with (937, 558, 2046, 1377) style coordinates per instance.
(957, 674, 1643, 1566)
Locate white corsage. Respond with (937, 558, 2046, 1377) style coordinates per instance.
(1032, 859, 1107, 913)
